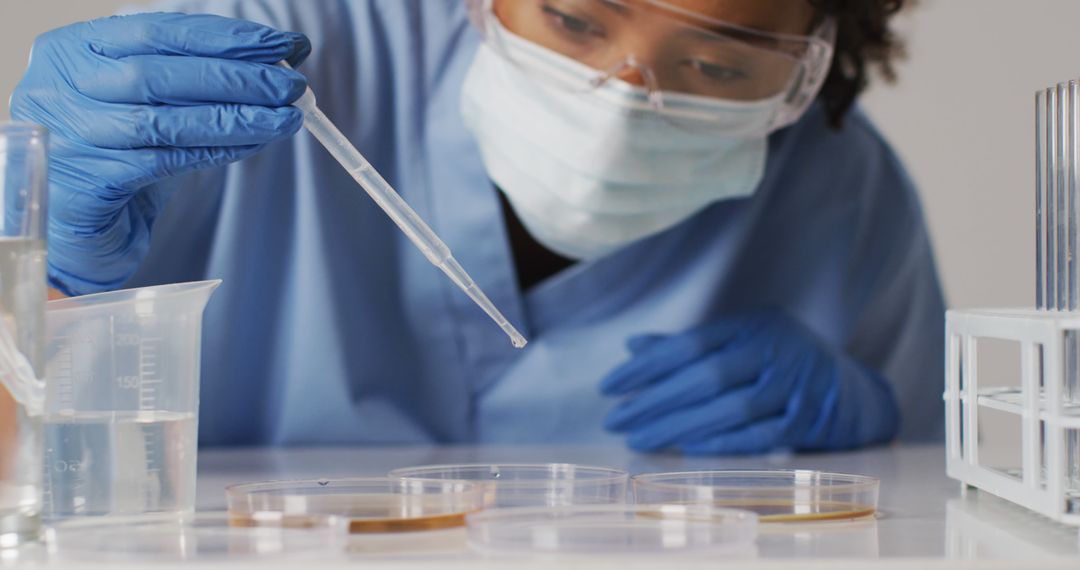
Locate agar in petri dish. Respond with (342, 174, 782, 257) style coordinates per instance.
(466, 504, 758, 554)
(631, 470, 880, 523)
(226, 477, 485, 534)
(388, 463, 629, 507)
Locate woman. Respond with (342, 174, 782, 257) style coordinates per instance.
(10, 0, 943, 451)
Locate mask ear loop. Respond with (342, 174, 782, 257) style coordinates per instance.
(591, 56, 666, 111)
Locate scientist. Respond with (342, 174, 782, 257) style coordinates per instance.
(10, 0, 944, 452)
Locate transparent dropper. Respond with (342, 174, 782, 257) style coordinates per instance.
(279, 63, 527, 348)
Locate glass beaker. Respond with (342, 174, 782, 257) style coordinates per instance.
(42, 280, 219, 519)
(0, 122, 48, 548)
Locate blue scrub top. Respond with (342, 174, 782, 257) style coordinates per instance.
(123, 0, 946, 446)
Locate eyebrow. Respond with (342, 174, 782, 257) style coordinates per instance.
(681, 23, 798, 55)
(601, 0, 806, 56)
(636, 1, 811, 46)
(598, 0, 632, 16)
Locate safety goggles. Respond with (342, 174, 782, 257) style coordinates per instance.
(466, 0, 836, 133)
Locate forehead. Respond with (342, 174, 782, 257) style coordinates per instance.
(630, 0, 816, 35)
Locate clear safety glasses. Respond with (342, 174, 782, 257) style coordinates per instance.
(467, 0, 836, 133)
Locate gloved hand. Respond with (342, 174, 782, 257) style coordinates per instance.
(601, 309, 899, 455)
(9, 13, 311, 296)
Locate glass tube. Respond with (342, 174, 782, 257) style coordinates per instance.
(0, 122, 48, 548)
(1047, 86, 1058, 309)
(1037, 89, 1046, 309)
(1057, 82, 1068, 310)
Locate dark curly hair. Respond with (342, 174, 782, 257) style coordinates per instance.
(810, 0, 909, 128)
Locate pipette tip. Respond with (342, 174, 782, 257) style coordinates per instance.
(505, 326, 528, 349)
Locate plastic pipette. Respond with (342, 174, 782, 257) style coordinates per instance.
(282, 66, 527, 349)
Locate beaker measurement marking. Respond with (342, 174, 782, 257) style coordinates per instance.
(55, 385, 74, 408)
(52, 459, 85, 473)
(115, 333, 141, 346)
(51, 341, 76, 408)
(145, 440, 158, 471)
(116, 375, 141, 390)
(139, 389, 157, 409)
(135, 334, 163, 412)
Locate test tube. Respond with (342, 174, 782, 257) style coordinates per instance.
(1037, 89, 1045, 310)
(1045, 86, 1057, 309)
(1068, 81, 1078, 311)
(1069, 429, 1080, 504)
(1057, 82, 1068, 310)
(1067, 81, 1075, 401)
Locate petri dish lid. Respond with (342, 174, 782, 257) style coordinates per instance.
(44, 512, 347, 562)
(389, 464, 629, 507)
(226, 477, 485, 533)
(466, 504, 758, 554)
(631, 470, 879, 523)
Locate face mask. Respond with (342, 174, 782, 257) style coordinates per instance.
(460, 24, 775, 261)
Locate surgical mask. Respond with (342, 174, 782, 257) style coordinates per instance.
(460, 23, 775, 261)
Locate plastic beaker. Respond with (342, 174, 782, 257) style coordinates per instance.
(42, 280, 220, 519)
(0, 122, 48, 548)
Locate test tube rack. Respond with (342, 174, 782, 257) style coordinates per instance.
(944, 80, 1080, 530)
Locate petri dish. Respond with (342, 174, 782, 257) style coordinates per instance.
(632, 470, 879, 523)
(226, 477, 484, 533)
(346, 528, 470, 558)
(466, 504, 758, 554)
(389, 464, 629, 507)
(44, 512, 346, 562)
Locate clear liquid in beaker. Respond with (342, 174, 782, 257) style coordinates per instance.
(43, 411, 196, 519)
(0, 237, 46, 542)
(0, 402, 41, 540)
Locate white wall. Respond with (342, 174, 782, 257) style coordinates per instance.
(0, 1, 146, 117)
(862, 0, 1080, 311)
(2, 0, 1078, 313)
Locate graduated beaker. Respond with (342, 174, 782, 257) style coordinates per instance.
(42, 280, 219, 519)
(0, 122, 48, 548)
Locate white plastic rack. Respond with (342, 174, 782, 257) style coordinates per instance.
(945, 309, 1080, 528)
(945, 80, 1080, 531)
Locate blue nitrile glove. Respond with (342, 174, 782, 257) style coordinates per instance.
(601, 309, 900, 455)
(9, 13, 311, 296)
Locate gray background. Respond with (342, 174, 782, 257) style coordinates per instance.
(5, 0, 1066, 456)
(4, 0, 1078, 313)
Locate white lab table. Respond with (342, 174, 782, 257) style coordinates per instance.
(10, 444, 1080, 568)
